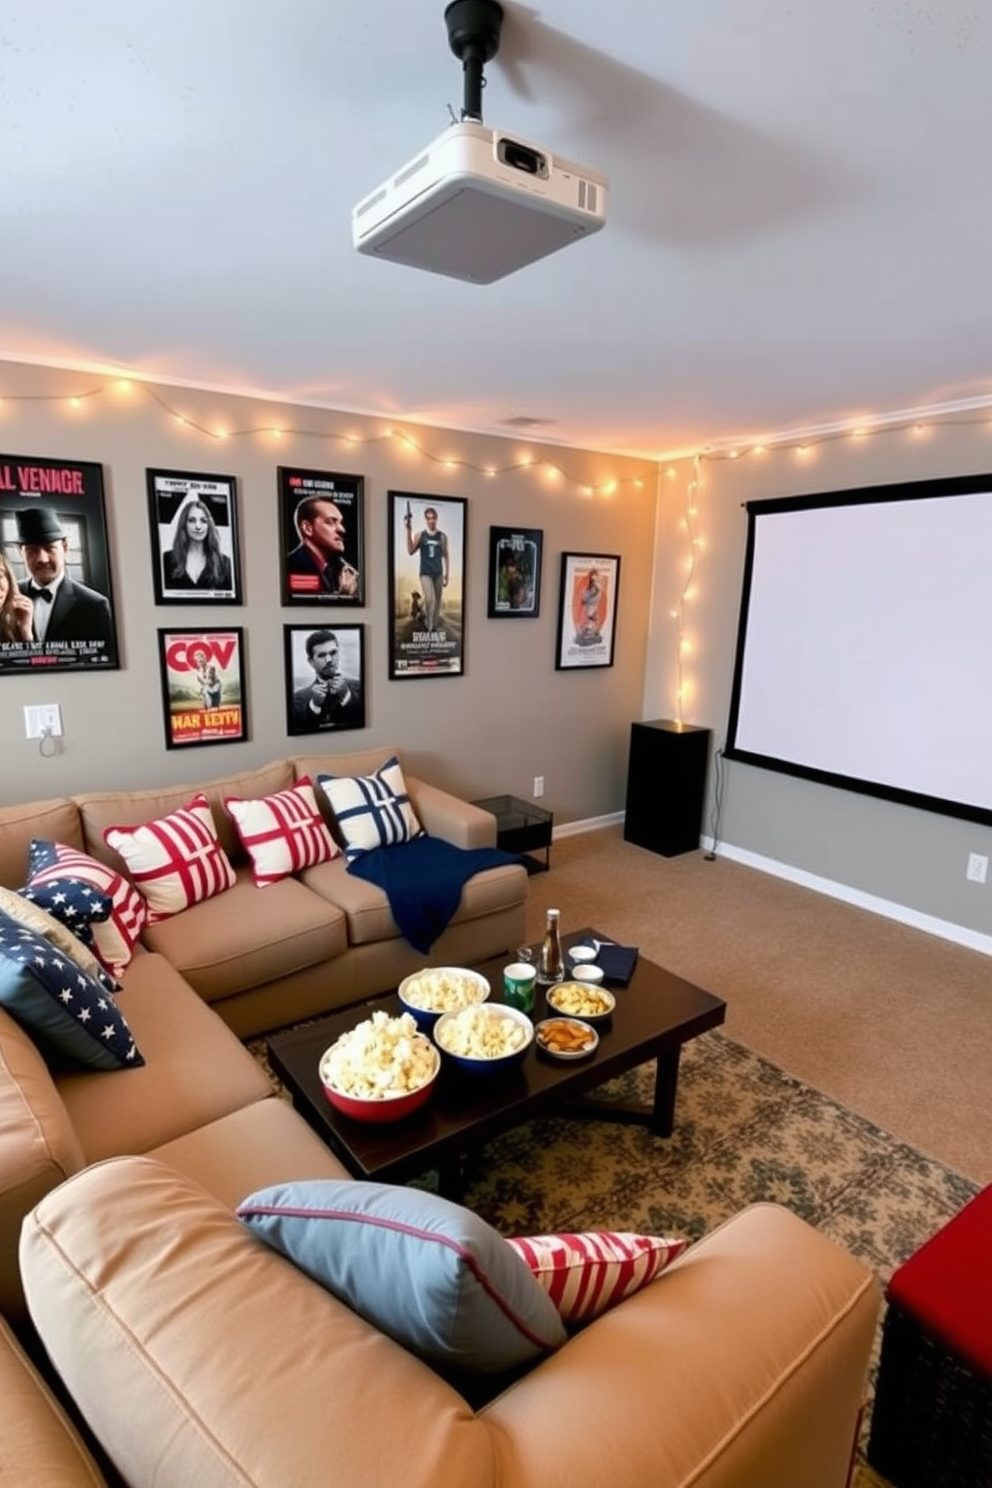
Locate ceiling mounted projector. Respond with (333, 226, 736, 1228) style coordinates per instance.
(351, 1, 608, 284)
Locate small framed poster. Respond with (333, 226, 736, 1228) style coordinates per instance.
(387, 491, 466, 679)
(555, 553, 621, 670)
(278, 467, 365, 605)
(487, 525, 543, 618)
(146, 469, 242, 604)
(0, 452, 120, 674)
(283, 623, 366, 735)
(156, 627, 248, 748)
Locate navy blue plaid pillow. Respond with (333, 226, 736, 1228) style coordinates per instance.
(0, 911, 143, 1071)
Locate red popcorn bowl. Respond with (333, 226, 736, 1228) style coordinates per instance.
(318, 1023, 440, 1124)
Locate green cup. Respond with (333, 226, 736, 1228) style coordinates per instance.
(502, 961, 537, 1016)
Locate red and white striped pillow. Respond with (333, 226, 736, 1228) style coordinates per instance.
(104, 794, 236, 923)
(506, 1230, 689, 1324)
(24, 839, 148, 980)
(224, 777, 340, 887)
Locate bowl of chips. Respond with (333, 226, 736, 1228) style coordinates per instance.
(397, 966, 490, 1032)
(433, 1002, 534, 1075)
(534, 1016, 599, 1061)
(545, 982, 616, 1024)
(318, 1010, 440, 1123)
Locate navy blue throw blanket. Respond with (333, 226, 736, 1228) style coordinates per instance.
(346, 836, 520, 953)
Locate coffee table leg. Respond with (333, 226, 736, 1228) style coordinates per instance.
(652, 1047, 681, 1136)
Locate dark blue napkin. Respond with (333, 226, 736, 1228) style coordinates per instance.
(593, 942, 639, 985)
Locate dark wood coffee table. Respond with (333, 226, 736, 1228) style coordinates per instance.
(266, 928, 725, 1194)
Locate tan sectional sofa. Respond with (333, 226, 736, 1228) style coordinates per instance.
(0, 749, 881, 1487)
(1, 744, 528, 1038)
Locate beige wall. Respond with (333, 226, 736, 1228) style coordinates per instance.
(0, 360, 657, 823)
(644, 424, 992, 942)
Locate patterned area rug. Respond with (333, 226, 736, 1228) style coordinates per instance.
(251, 1028, 978, 1485)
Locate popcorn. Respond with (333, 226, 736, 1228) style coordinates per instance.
(400, 967, 488, 1012)
(436, 1005, 530, 1060)
(320, 1011, 437, 1099)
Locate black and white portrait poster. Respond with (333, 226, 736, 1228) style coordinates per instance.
(0, 452, 120, 674)
(146, 468, 242, 604)
(283, 623, 365, 735)
(387, 491, 465, 679)
(278, 467, 364, 605)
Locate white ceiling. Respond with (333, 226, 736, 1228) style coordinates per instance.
(3, 0, 992, 458)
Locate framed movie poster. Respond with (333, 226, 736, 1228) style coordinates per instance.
(278, 467, 364, 605)
(387, 491, 466, 679)
(555, 552, 621, 670)
(0, 452, 120, 674)
(156, 627, 248, 748)
(283, 623, 365, 736)
(487, 525, 543, 618)
(146, 469, 242, 604)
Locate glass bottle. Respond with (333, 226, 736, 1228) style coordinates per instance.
(537, 907, 564, 985)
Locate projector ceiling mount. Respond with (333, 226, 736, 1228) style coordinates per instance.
(444, 1, 504, 123)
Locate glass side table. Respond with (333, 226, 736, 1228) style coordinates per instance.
(473, 794, 552, 874)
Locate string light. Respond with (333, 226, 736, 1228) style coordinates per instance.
(0, 377, 660, 499)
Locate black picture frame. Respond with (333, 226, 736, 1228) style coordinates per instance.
(387, 491, 466, 679)
(146, 468, 242, 604)
(278, 467, 365, 606)
(156, 627, 248, 748)
(486, 525, 543, 618)
(0, 451, 120, 674)
(283, 623, 366, 735)
(555, 552, 621, 670)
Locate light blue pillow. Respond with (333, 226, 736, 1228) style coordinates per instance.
(0, 910, 143, 1071)
(315, 755, 423, 860)
(236, 1179, 566, 1374)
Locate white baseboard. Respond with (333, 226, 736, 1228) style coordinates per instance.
(551, 816, 992, 957)
(706, 837, 992, 958)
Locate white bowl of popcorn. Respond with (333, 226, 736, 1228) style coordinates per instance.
(318, 1010, 440, 1123)
(397, 966, 490, 1032)
(432, 1002, 534, 1075)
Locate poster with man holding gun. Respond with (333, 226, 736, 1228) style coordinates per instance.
(387, 491, 466, 679)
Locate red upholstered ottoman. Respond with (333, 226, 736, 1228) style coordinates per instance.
(867, 1183, 992, 1488)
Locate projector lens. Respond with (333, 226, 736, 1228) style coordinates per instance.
(498, 140, 547, 177)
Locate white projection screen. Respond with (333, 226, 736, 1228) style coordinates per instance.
(724, 471, 992, 827)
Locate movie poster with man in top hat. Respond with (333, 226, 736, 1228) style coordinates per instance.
(0, 453, 120, 674)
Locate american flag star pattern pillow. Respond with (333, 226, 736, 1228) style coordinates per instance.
(104, 794, 236, 923)
(25, 839, 148, 980)
(505, 1230, 689, 1324)
(224, 777, 340, 887)
(0, 910, 143, 1070)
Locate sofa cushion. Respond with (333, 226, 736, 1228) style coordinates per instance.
(0, 911, 143, 1071)
(140, 867, 347, 1004)
(315, 756, 423, 861)
(55, 954, 272, 1161)
(0, 887, 119, 996)
(22, 1158, 496, 1488)
(0, 796, 83, 890)
(236, 1179, 567, 1374)
(75, 759, 295, 869)
(224, 777, 339, 887)
(0, 1006, 84, 1319)
(506, 1230, 690, 1324)
(0, 1314, 110, 1486)
(24, 841, 148, 980)
(104, 794, 237, 923)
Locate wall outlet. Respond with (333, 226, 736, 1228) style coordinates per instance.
(24, 703, 63, 739)
(533, 775, 545, 798)
(966, 852, 988, 884)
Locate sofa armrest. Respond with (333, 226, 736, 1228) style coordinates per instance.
(406, 778, 497, 849)
(482, 1203, 880, 1488)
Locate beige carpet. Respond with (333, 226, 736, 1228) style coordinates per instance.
(525, 828, 992, 1186)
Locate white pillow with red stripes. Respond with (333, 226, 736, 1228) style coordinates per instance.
(224, 777, 340, 887)
(505, 1230, 689, 1324)
(23, 839, 148, 980)
(104, 794, 236, 923)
